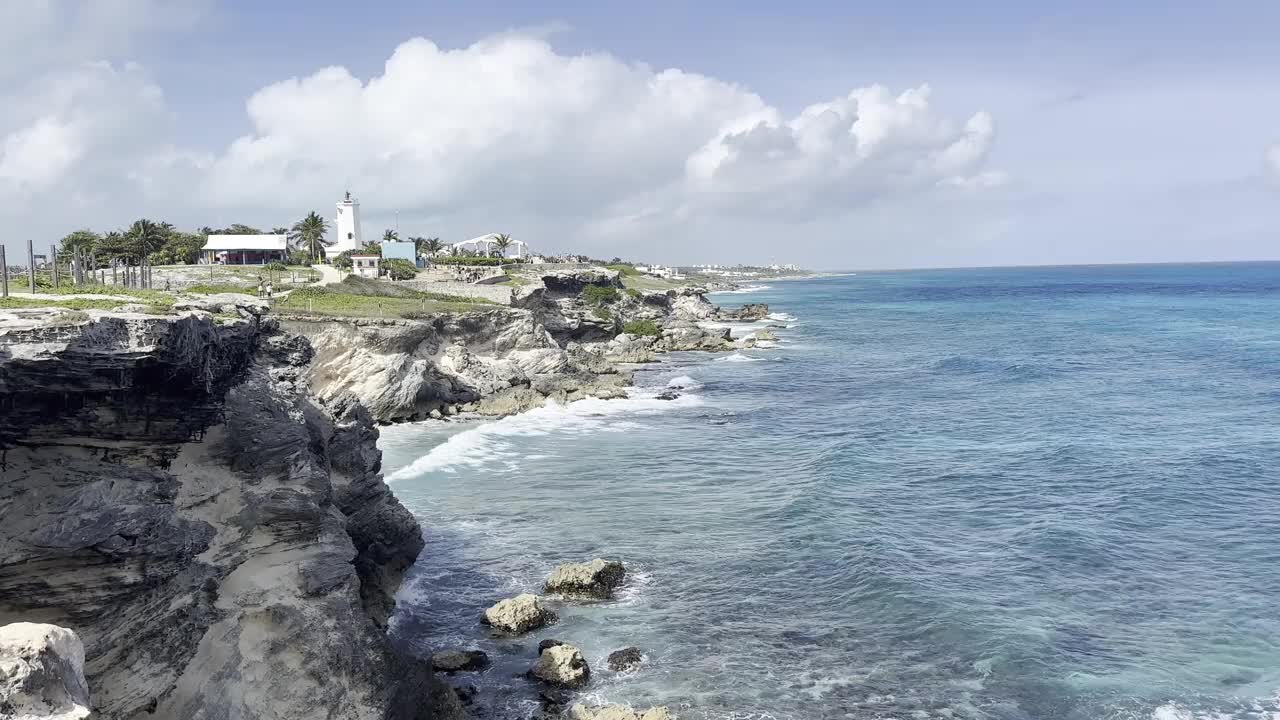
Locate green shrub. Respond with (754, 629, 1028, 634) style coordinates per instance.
(332, 251, 353, 270)
(288, 250, 312, 266)
(264, 261, 287, 272)
(582, 285, 620, 306)
(432, 256, 505, 266)
(625, 288, 642, 298)
(606, 264, 640, 277)
(622, 319, 661, 337)
(382, 258, 418, 281)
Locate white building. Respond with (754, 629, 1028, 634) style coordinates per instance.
(350, 254, 380, 278)
(451, 234, 530, 259)
(331, 191, 363, 254)
(202, 235, 288, 265)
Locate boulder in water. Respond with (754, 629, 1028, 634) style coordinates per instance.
(431, 649, 490, 672)
(544, 559, 626, 599)
(482, 593, 557, 634)
(606, 647, 644, 672)
(537, 638, 564, 655)
(529, 643, 591, 687)
(0, 622, 91, 720)
(569, 704, 673, 720)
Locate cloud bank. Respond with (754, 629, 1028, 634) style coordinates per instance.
(0, 20, 1001, 264)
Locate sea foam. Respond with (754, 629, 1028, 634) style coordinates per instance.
(387, 388, 702, 480)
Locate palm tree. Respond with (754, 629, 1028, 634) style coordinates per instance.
(291, 211, 330, 263)
(382, 229, 400, 244)
(126, 219, 166, 288)
(410, 236, 445, 258)
(491, 233, 513, 258)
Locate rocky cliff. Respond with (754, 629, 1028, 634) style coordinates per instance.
(0, 307, 461, 720)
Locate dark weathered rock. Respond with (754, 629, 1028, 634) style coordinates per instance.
(718, 303, 769, 321)
(606, 647, 644, 673)
(537, 638, 565, 655)
(0, 313, 458, 720)
(431, 649, 490, 672)
(544, 559, 627, 599)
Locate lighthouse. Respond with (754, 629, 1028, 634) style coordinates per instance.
(332, 191, 363, 253)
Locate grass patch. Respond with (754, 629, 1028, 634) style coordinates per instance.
(622, 319, 661, 337)
(183, 283, 258, 295)
(0, 297, 127, 311)
(606, 263, 641, 277)
(273, 280, 493, 318)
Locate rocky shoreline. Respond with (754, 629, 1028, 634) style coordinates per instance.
(0, 268, 777, 719)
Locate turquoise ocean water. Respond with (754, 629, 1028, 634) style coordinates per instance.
(380, 263, 1280, 720)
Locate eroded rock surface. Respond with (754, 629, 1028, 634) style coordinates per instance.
(482, 594, 557, 635)
(569, 704, 673, 720)
(0, 622, 91, 720)
(0, 312, 461, 720)
(544, 559, 626, 599)
(529, 644, 590, 688)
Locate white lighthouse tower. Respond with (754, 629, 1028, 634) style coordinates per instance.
(332, 191, 363, 254)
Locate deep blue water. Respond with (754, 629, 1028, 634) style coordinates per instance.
(380, 263, 1280, 720)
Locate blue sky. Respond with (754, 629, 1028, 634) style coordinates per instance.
(0, 0, 1277, 269)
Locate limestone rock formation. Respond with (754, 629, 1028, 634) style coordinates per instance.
(544, 559, 627, 599)
(655, 322, 734, 352)
(529, 644, 590, 688)
(606, 647, 644, 673)
(430, 649, 490, 673)
(602, 334, 657, 364)
(0, 312, 461, 720)
(568, 704, 673, 720)
(0, 623, 91, 719)
(717, 303, 769, 321)
(482, 594, 557, 635)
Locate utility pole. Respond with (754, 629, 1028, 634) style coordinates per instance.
(50, 244, 60, 288)
(0, 246, 8, 298)
(26, 239, 36, 293)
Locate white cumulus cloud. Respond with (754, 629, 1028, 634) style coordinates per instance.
(1267, 144, 1280, 179)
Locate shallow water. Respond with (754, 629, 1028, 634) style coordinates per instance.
(381, 264, 1280, 720)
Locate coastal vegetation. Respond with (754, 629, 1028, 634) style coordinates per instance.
(274, 276, 493, 318)
(432, 256, 507, 266)
(290, 211, 330, 262)
(622, 319, 661, 337)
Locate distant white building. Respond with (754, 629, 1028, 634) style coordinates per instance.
(350, 254, 380, 278)
(331, 191, 364, 254)
(202, 235, 288, 265)
(451, 234, 530, 259)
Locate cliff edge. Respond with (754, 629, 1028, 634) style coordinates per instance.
(0, 307, 462, 720)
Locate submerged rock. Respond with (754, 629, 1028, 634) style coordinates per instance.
(529, 644, 590, 687)
(482, 594, 557, 634)
(431, 649, 490, 672)
(606, 647, 644, 673)
(0, 622, 91, 720)
(568, 704, 673, 720)
(544, 559, 627, 599)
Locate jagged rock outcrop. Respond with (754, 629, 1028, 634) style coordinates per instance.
(602, 334, 657, 364)
(288, 310, 629, 422)
(540, 269, 621, 295)
(654, 322, 734, 352)
(0, 309, 461, 720)
(482, 594, 556, 635)
(430, 649, 489, 673)
(569, 704, 673, 720)
(0, 622, 91, 719)
(718, 303, 769, 321)
(529, 644, 590, 688)
(544, 559, 626, 599)
(606, 647, 643, 673)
